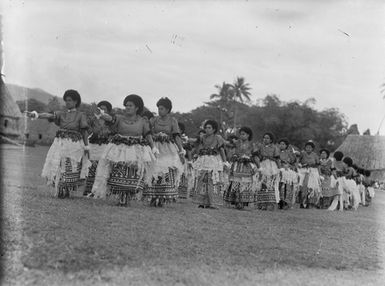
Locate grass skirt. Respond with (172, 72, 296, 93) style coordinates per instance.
(84, 143, 108, 194)
(256, 160, 280, 208)
(279, 169, 299, 206)
(342, 178, 361, 210)
(143, 141, 184, 202)
(41, 137, 88, 197)
(178, 163, 194, 199)
(91, 141, 155, 199)
(224, 158, 257, 206)
(298, 168, 322, 206)
(191, 155, 225, 206)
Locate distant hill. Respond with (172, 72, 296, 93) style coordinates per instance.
(6, 83, 65, 106)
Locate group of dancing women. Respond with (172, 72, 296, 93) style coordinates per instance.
(26, 90, 375, 211)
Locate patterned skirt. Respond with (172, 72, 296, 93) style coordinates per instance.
(256, 160, 279, 207)
(107, 162, 145, 200)
(224, 159, 256, 206)
(321, 176, 339, 197)
(178, 173, 189, 199)
(84, 160, 98, 194)
(143, 168, 179, 202)
(54, 158, 83, 196)
(192, 170, 225, 207)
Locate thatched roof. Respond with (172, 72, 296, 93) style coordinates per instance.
(0, 77, 23, 119)
(336, 135, 385, 170)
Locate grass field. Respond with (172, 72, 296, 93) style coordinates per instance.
(1, 145, 385, 285)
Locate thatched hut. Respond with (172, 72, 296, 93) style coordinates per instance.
(0, 15, 24, 139)
(0, 77, 24, 138)
(336, 135, 385, 182)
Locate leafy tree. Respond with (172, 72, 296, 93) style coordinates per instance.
(47, 97, 63, 112)
(16, 98, 47, 113)
(176, 93, 348, 152)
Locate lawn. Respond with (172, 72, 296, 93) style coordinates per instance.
(1, 145, 385, 285)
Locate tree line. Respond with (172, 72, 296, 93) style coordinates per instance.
(17, 77, 368, 151)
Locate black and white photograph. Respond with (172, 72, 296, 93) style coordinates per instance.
(1, 0, 385, 285)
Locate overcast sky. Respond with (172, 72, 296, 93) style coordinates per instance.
(3, 0, 385, 134)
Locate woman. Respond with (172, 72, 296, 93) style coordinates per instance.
(254, 132, 280, 211)
(341, 157, 361, 210)
(363, 170, 374, 206)
(192, 120, 229, 209)
(177, 122, 194, 200)
(318, 149, 338, 209)
(224, 127, 257, 210)
(84, 101, 115, 196)
(297, 141, 322, 208)
(26, 90, 89, 198)
(143, 97, 185, 207)
(91, 94, 157, 206)
(328, 151, 345, 211)
(277, 138, 298, 209)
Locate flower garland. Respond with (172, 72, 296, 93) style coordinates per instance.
(231, 154, 253, 164)
(109, 134, 149, 146)
(55, 129, 83, 142)
(152, 132, 175, 143)
(89, 134, 112, 145)
(198, 148, 218, 156)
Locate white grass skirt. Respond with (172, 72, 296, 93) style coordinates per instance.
(41, 137, 86, 190)
(91, 143, 155, 198)
(192, 155, 224, 185)
(150, 141, 184, 187)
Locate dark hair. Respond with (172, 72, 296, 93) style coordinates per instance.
(364, 170, 371, 177)
(239, 126, 253, 141)
(304, 141, 315, 149)
(198, 129, 205, 135)
(333, 151, 344, 161)
(178, 122, 186, 134)
(123, 94, 144, 115)
(263, 132, 275, 143)
(142, 110, 154, 120)
(227, 134, 238, 142)
(156, 97, 172, 113)
(278, 138, 289, 148)
(320, 148, 330, 158)
(97, 101, 112, 113)
(63, 90, 81, 107)
(343, 156, 353, 167)
(204, 120, 218, 133)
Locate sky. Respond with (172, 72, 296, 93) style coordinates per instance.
(2, 0, 385, 134)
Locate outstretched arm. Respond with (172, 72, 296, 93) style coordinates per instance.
(25, 111, 55, 120)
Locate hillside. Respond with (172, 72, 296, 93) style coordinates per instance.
(6, 83, 64, 106)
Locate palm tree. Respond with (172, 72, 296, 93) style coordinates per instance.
(210, 82, 233, 103)
(230, 77, 251, 103)
(209, 82, 233, 133)
(229, 77, 252, 129)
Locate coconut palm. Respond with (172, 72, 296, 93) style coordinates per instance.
(230, 77, 251, 103)
(210, 82, 233, 103)
(229, 77, 252, 129)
